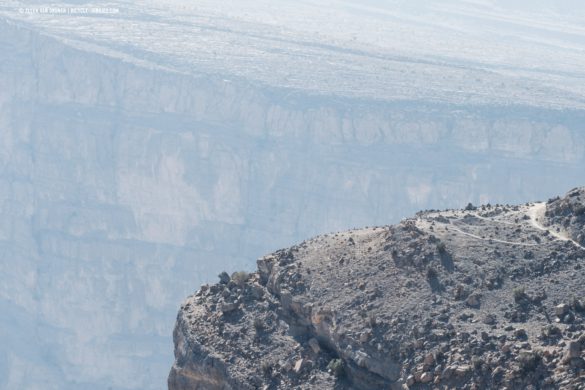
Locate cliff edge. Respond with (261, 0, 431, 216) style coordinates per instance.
(169, 188, 585, 389)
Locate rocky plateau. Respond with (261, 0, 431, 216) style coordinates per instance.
(170, 187, 585, 389)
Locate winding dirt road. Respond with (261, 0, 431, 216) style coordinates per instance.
(527, 202, 585, 250)
(416, 203, 584, 250)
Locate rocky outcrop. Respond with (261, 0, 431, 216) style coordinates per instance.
(170, 188, 585, 389)
(545, 188, 585, 246)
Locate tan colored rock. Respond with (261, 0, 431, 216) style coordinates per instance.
(420, 372, 433, 383)
(293, 358, 304, 374)
(454, 365, 471, 376)
(220, 301, 239, 313)
(359, 331, 372, 343)
(424, 353, 435, 366)
(568, 341, 581, 358)
(441, 366, 454, 380)
(406, 375, 415, 386)
(308, 338, 321, 354)
(563, 341, 581, 364)
(466, 294, 480, 308)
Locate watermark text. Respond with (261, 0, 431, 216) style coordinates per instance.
(18, 7, 120, 15)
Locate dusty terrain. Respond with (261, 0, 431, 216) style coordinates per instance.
(169, 188, 585, 389)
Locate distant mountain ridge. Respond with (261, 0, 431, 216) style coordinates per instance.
(2, 0, 585, 108)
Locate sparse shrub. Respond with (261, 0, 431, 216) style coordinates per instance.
(367, 314, 378, 328)
(454, 284, 468, 300)
(517, 351, 540, 372)
(218, 271, 230, 284)
(253, 317, 265, 332)
(513, 286, 527, 303)
(426, 266, 438, 280)
(541, 324, 561, 338)
(327, 358, 344, 377)
(574, 205, 585, 216)
(472, 356, 483, 369)
(261, 360, 274, 376)
(231, 271, 249, 287)
(571, 297, 585, 312)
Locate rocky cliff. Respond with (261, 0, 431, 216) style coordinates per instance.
(170, 188, 585, 389)
(1, 2, 585, 389)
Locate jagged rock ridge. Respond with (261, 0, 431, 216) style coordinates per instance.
(170, 187, 585, 389)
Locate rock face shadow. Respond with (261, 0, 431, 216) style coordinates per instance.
(428, 275, 444, 292)
(440, 252, 455, 272)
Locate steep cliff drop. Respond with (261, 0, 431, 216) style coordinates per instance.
(169, 187, 585, 389)
(2, 7, 585, 388)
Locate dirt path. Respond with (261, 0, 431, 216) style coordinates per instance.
(416, 203, 584, 249)
(527, 202, 585, 250)
(442, 224, 541, 247)
(416, 214, 540, 247)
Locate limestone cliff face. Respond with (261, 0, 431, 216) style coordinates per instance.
(170, 188, 585, 389)
(1, 16, 585, 390)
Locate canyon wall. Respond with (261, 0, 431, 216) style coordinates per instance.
(0, 18, 584, 390)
